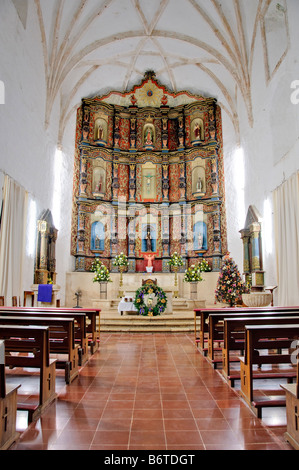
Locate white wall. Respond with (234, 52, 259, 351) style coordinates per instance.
(0, 0, 73, 304)
(230, 1, 299, 298)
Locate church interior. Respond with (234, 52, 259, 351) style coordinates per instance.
(0, 0, 299, 451)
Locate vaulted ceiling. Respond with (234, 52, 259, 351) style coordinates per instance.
(27, 0, 289, 145)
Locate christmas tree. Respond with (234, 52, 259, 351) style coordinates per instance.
(215, 253, 249, 306)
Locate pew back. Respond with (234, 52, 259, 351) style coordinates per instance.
(223, 316, 299, 382)
(240, 324, 299, 415)
(0, 340, 5, 399)
(194, 306, 299, 350)
(0, 309, 88, 365)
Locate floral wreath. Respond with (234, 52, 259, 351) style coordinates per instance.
(134, 284, 167, 316)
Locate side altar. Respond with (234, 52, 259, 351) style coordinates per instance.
(65, 271, 219, 314)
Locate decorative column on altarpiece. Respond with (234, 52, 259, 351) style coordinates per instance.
(180, 203, 189, 271)
(178, 115, 185, 148)
(161, 206, 170, 272)
(79, 149, 88, 197)
(110, 211, 118, 273)
(161, 114, 169, 151)
(127, 206, 136, 273)
(75, 208, 86, 272)
(130, 117, 137, 151)
(162, 162, 169, 202)
(129, 159, 136, 203)
(179, 160, 186, 202)
(210, 157, 219, 196)
(212, 208, 222, 271)
(112, 155, 119, 202)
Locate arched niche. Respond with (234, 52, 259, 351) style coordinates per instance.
(191, 117, 204, 143)
(92, 162, 106, 197)
(94, 117, 108, 144)
(90, 220, 105, 252)
(143, 123, 156, 148)
(193, 221, 208, 252)
(141, 223, 157, 253)
(192, 159, 206, 196)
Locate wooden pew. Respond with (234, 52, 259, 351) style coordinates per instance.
(222, 315, 299, 386)
(194, 306, 299, 353)
(0, 316, 79, 384)
(208, 309, 299, 367)
(0, 306, 100, 355)
(0, 325, 57, 422)
(0, 340, 21, 450)
(281, 359, 299, 450)
(239, 324, 299, 418)
(52, 307, 100, 354)
(0, 308, 89, 366)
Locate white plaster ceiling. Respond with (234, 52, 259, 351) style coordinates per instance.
(30, 0, 289, 145)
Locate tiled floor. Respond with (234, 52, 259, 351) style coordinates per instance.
(9, 333, 293, 450)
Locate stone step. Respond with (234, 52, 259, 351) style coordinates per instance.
(100, 313, 194, 332)
(101, 326, 193, 332)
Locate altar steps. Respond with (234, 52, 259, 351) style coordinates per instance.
(100, 312, 194, 332)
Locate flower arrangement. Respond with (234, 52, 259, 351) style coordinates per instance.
(168, 252, 183, 268)
(134, 284, 168, 316)
(183, 264, 203, 282)
(91, 258, 111, 283)
(215, 253, 249, 306)
(113, 252, 128, 267)
(198, 259, 212, 272)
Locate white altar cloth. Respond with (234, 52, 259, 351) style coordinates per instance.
(118, 297, 138, 315)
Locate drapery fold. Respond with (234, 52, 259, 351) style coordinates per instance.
(273, 171, 299, 306)
(0, 175, 28, 306)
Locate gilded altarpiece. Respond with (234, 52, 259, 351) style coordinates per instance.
(71, 72, 227, 273)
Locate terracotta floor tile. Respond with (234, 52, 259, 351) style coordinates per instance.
(92, 430, 130, 446)
(165, 430, 203, 446)
(129, 430, 166, 447)
(10, 332, 293, 451)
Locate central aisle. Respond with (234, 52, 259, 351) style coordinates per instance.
(13, 333, 291, 450)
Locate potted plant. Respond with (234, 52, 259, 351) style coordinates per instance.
(91, 258, 111, 299)
(183, 263, 203, 300)
(198, 259, 212, 273)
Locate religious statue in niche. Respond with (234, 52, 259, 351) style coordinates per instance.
(91, 221, 105, 251)
(193, 221, 207, 252)
(143, 122, 155, 149)
(142, 224, 156, 253)
(93, 165, 106, 197)
(191, 118, 204, 145)
(94, 117, 108, 146)
(192, 164, 205, 196)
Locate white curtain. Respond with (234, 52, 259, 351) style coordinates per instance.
(0, 175, 28, 306)
(273, 171, 299, 306)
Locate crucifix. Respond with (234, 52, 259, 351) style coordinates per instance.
(144, 173, 155, 194)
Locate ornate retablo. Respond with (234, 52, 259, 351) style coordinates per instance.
(71, 72, 227, 273)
